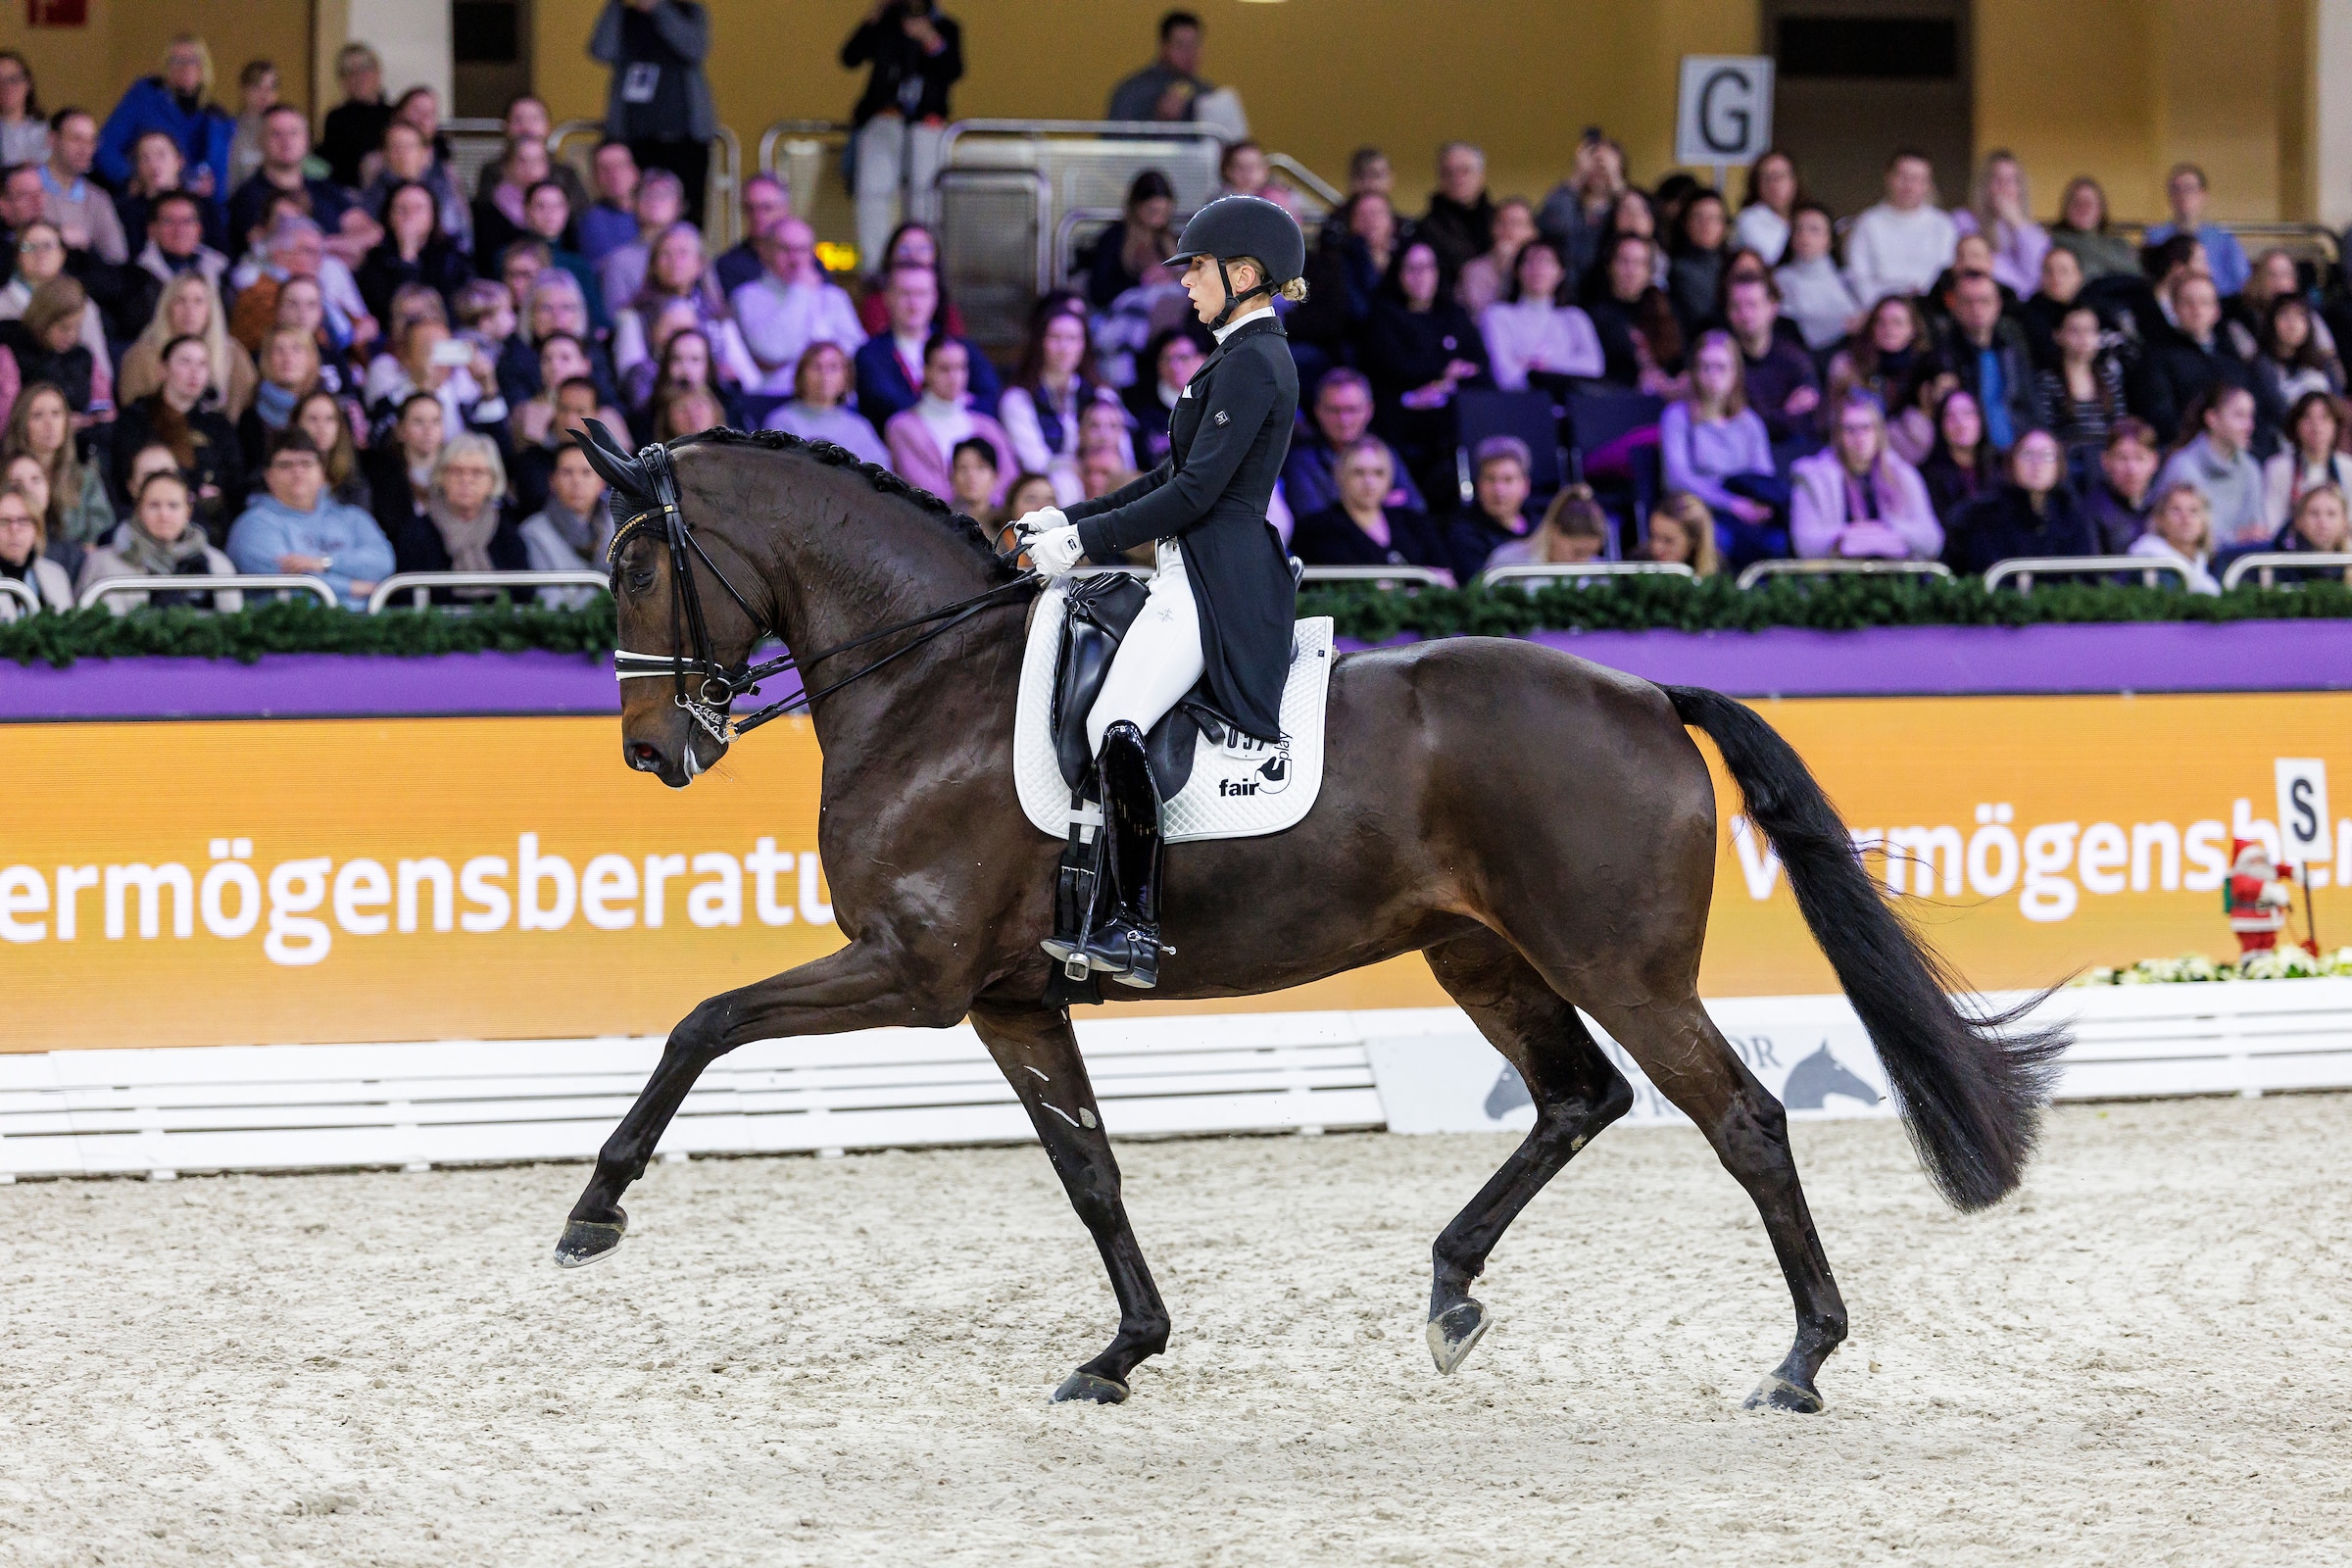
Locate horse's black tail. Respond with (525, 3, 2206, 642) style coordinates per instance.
(1665, 684, 2068, 1211)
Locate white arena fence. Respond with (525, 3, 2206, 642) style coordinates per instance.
(3, 981, 2348, 1181)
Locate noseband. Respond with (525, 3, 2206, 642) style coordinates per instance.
(606, 436, 1033, 746)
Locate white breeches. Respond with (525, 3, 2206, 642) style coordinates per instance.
(1086, 541, 1205, 754)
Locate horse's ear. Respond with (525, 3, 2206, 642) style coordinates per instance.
(573, 418, 645, 498)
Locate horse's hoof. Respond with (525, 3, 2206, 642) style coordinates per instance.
(553, 1216, 627, 1268)
(1427, 1298, 1491, 1376)
(1742, 1373, 1824, 1413)
(1051, 1371, 1129, 1404)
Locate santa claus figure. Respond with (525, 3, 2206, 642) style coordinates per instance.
(2225, 839, 2295, 956)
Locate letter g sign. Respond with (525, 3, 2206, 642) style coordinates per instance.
(1675, 57, 1775, 168)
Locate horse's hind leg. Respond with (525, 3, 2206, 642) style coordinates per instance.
(968, 999, 1170, 1404)
(1580, 994, 1848, 1412)
(1418, 928, 1636, 1375)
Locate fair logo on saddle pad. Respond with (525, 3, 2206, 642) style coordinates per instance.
(1216, 731, 1291, 797)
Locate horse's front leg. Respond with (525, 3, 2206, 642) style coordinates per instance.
(553, 938, 951, 1266)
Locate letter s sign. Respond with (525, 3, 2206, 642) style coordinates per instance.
(2274, 758, 2332, 865)
(1676, 57, 1775, 168)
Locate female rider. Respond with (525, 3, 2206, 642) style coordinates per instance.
(1017, 195, 1306, 990)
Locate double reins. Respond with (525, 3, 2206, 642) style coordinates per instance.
(608, 439, 1034, 745)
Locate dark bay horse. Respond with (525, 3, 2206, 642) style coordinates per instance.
(558, 427, 2065, 1412)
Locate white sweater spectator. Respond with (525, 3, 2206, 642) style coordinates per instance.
(1845, 202, 1957, 307)
(729, 218, 866, 395)
(1479, 297, 1602, 391)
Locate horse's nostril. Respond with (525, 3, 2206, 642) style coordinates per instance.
(627, 742, 663, 771)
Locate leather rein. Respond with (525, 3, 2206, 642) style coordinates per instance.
(607, 438, 1035, 746)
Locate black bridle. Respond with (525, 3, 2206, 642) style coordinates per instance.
(606, 437, 1034, 746)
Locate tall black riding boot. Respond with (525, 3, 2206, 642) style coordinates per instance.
(1081, 720, 1165, 989)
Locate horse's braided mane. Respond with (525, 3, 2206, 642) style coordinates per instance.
(672, 425, 1030, 586)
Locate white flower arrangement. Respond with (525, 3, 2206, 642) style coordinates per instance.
(2072, 948, 2352, 986)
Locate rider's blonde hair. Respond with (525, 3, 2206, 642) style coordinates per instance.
(1230, 255, 1309, 305)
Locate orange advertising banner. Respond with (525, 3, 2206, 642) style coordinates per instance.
(1, 694, 2346, 1052)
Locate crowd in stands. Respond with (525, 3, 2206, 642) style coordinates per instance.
(3, 4, 2349, 623)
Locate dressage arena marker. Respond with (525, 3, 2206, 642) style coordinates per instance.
(2, 983, 2348, 1178)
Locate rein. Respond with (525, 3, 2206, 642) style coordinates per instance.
(607, 438, 1034, 745)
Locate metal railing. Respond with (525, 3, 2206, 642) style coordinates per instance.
(1298, 564, 1453, 589)
(367, 572, 612, 613)
(1983, 556, 2189, 592)
(76, 573, 336, 612)
(757, 120, 857, 254)
(2220, 551, 2352, 590)
(1481, 562, 1696, 589)
(0, 578, 40, 616)
(551, 121, 743, 253)
(1264, 151, 1344, 210)
(441, 118, 512, 211)
(1734, 559, 1956, 591)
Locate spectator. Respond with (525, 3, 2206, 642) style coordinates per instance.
(0, 272, 109, 421)
(226, 427, 391, 605)
(2129, 479, 2221, 593)
(650, 381, 726, 440)
(1479, 239, 1601, 394)
(0, 161, 44, 261)
(2015, 245, 2086, 371)
(511, 335, 612, 450)
(472, 135, 555, 271)
(1723, 272, 1819, 445)
(761, 338, 891, 466)
(733, 215, 865, 395)
(592, 169, 683, 312)
(842, 1, 962, 274)
(77, 466, 242, 612)
(581, 139, 642, 263)
(2082, 417, 2159, 553)
(649, 325, 748, 429)
(356, 181, 469, 324)
(883, 335, 1013, 502)
(319, 43, 392, 190)
(227, 107, 368, 269)
(522, 177, 610, 332)
(0, 480, 70, 614)
(1108, 11, 1209, 122)
(941, 433, 999, 517)
(269, 275, 348, 394)
(853, 220, 966, 337)
(1535, 132, 1627, 286)
(110, 190, 229, 349)
(223, 60, 279, 191)
(1918, 387, 1996, 538)
(1481, 482, 1607, 570)
(512, 372, 619, 514)
(1935, 270, 2040, 453)
(119, 272, 256, 419)
(2261, 391, 2352, 532)
(2266, 482, 2352, 579)
(2247, 295, 2342, 435)
(1949, 151, 2048, 301)
(1418, 142, 1494, 277)
(117, 129, 226, 260)
(1733, 150, 1799, 266)
(1279, 368, 1429, 517)
(1216, 139, 1298, 217)
(2145, 164, 2250, 297)
(1122, 325, 1207, 469)
(226, 205, 377, 364)
(1289, 191, 1394, 362)
(1946, 429, 2090, 573)
(1443, 435, 1536, 580)
(1665, 187, 1733, 337)
(367, 390, 444, 546)
(591, 0, 718, 224)
(388, 85, 454, 174)
(0, 52, 48, 169)
(2035, 304, 2128, 467)
(702, 172, 788, 300)
(41, 107, 129, 266)
(1664, 330, 1785, 565)
(1772, 202, 1860, 354)
(853, 262, 998, 428)
(1364, 238, 1490, 493)
(95, 35, 232, 200)
(368, 317, 508, 450)
(521, 439, 614, 575)
(1844, 150, 1956, 306)
(2, 219, 109, 368)
(293, 387, 369, 511)
(2048, 176, 2135, 282)
(2, 381, 111, 550)
(115, 335, 244, 537)
(1643, 489, 1721, 576)
(613, 221, 759, 393)
(2131, 272, 2247, 443)
(2151, 383, 2263, 547)
(390, 430, 527, 586)
(999, 295, 1114, 502)
(500, 271, 614, 408)
(997, 470, 1056, 529)
(1085, 171, 1177, 310)
(1292, 436, 1449, 573)
(2230, 249, 2331, 359)
(359, 121, 471, 258)
(474, 97, 591, 220)
(1583, 232, 1683, 394)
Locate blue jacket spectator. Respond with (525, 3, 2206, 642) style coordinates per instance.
(226, 429, 394, 609)
(852, 264, 997, 428)
(2144, 164, 2250, 297)
(95, 44, 235, 200)
(1280, 368, 1425, 519)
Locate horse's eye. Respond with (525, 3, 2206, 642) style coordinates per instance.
(624, 564, 657, 594)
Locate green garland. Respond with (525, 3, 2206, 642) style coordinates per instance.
(4, 575, 2349, 667)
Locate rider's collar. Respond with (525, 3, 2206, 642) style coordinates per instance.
(1212, 305, 1276, 343)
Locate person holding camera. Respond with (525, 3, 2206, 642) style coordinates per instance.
(841, 0, 963, 278)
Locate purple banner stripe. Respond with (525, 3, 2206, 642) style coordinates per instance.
(1, 620, 2345, 722)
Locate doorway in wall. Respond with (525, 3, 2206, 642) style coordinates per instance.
(454, 0, 532, 120)
(1763, 0, 1973, 217)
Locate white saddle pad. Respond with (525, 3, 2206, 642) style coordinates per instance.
(1013, 579, 1335, 845)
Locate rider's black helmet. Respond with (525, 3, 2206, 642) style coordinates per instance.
(1166, 195, 1306, 289)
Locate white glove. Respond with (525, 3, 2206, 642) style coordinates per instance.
(1025, 523, 1085, 578)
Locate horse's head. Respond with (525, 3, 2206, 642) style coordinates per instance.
(576, 420, 768, 789)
